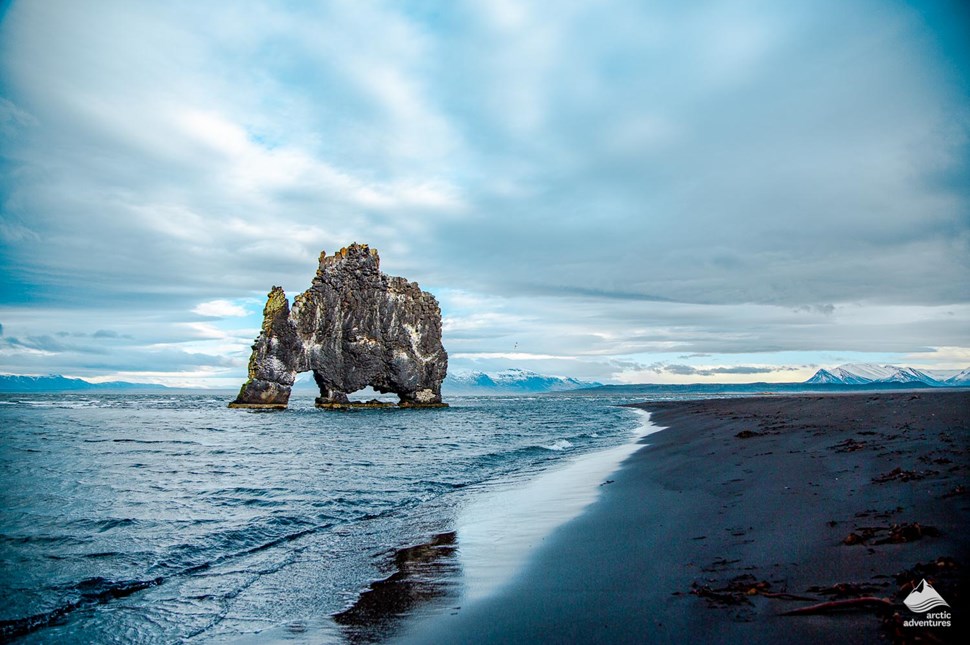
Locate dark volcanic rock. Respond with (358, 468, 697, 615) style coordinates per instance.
(230, 243, 448, 409)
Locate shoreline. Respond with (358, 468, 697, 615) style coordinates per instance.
(326, 406, 659, 643)
(395, 390, 968, 643)
(452, 408, 661, 603)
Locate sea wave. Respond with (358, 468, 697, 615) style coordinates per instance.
(0, 392, 644, 642)
(542, 439, 573, 451)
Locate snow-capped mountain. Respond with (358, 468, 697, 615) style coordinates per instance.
(443, 368, 602, 394)
(0, 374, 168, 392)
(946, 367, 970, 385)
(880, 367, 940, 384)
(805, 363, 968, 387)
(805, 367, 872, 385)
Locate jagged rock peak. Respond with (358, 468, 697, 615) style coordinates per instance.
(230, 243, 448, 410)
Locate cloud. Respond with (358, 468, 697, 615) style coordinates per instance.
(0, 334, 108, 355)
(0, 0, 967, 385)
(451, 352, 573, 361)
(794, 304, 836, 316)
(0, 303, 259, 386)
(658, 364, 798, 377)
(192, 300, 251, 318)
(92, 329, 133, 339)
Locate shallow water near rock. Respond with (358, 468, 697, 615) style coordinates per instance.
(2, 392, 659, 643)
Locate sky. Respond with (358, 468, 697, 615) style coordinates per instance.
(0, 0, 968, 388)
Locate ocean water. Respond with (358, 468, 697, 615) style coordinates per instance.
(0, 392, 654, 643)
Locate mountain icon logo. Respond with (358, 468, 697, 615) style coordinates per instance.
(904, 579, 950, 613)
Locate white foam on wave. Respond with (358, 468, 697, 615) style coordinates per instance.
(541, 439, 573, 451)
(456, 409, 662, 602)
(22, 399, 102, 409)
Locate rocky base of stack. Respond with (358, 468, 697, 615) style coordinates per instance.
(314, 397, 448, 410)
(228, 380, 291, 409)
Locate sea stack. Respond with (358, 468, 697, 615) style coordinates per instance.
(230, 243, 448, 409)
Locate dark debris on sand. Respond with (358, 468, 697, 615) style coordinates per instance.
(842, 522, 941, 546)
(734, 430, 763, 439)
(690, 555, 963, 643)
(640, 392, 969, 644)
(873, 467, 940, 483)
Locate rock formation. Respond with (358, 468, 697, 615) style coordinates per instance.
(230, 243, 448, 409)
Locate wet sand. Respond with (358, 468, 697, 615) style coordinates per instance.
(395, 391, 968, 644)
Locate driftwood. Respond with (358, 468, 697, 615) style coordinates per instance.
(758, 591, 818, 601)
(781, 597, 891, 615)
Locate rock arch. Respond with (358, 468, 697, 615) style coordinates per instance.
(229, 243, 448, 409)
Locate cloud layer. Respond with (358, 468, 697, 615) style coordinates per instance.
(1, 0, 968, 386)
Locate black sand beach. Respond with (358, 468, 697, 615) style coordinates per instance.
(396, 391, 969, 644)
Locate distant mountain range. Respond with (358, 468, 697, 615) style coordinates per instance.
(0, 370, 602, 395)
(4, 364, 967, 395)
(805, 364, 970, 387)
(0, 374, 168, 392)
(443, 368, 602, 394)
